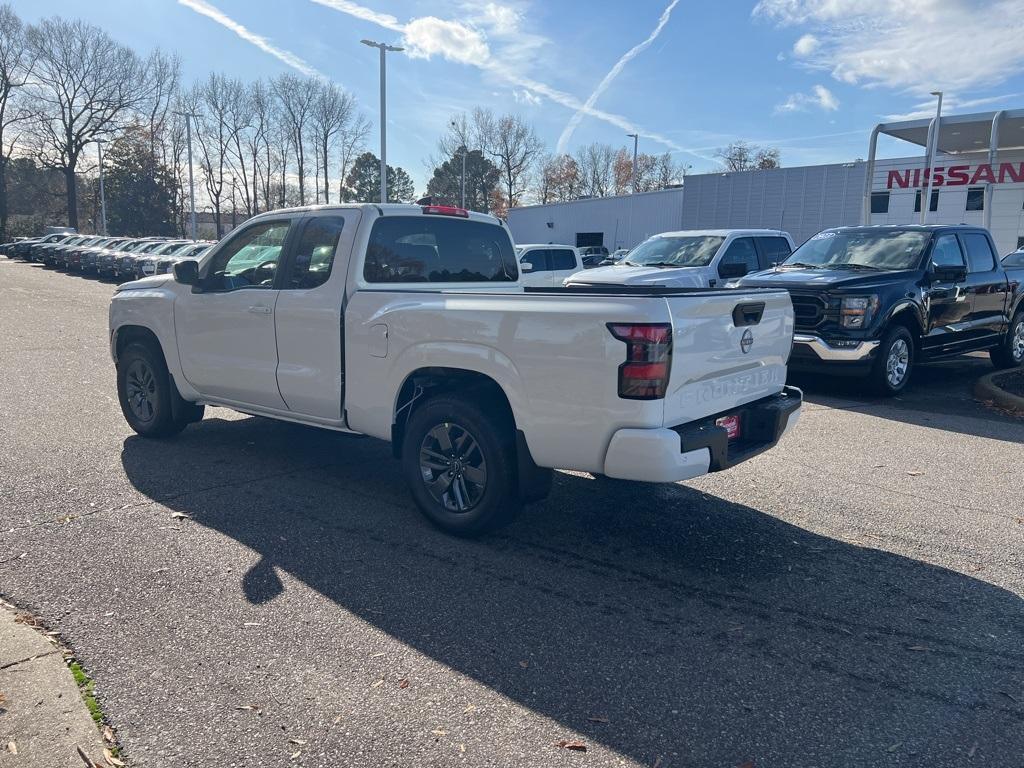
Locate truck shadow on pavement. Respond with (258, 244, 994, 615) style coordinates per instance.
(120, 415, 1024, 767)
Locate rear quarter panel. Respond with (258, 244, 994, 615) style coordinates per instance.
(344, 291, 669, 472)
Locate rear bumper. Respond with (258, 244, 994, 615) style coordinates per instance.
(602, 387, 802, 482)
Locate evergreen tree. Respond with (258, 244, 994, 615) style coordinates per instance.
(104, 127, 178, 236)
(425, 149, 498, 213)
(342, 151, 415, 203)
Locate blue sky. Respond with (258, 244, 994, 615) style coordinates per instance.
(14, 0, 1024, 193)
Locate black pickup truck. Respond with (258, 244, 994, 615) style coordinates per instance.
(739, 225, 1024, 394)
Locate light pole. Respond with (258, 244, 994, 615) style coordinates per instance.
(626, 133, 639, 194)
(362, 39, 404, 204)
(96, 139, 107, 235)
(450, 120, 468, 209)
(174, 110, 199, 240)
(922, 91, 943, 225)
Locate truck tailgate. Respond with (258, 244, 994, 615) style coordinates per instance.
(662, 289, 793, 427)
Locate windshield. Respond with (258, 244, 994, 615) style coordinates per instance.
(784, 230, 931, 271)
(624, 235, 725, 268)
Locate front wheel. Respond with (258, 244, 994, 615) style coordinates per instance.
(117, 342, 195, 438)
(991, 311, 1024, 369)
(401, 395, 521, 537)
(869, 325, 915, 396)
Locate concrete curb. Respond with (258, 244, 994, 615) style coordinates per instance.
(974, 370, 1024, 414)
(0, 603, 110, 767)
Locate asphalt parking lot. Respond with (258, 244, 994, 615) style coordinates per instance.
(1, 258, 1022, 768)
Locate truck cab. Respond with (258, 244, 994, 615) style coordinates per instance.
(739, 225, 1024, 394)
(514, 243, 583, 287)
(564, 229, 795, 289)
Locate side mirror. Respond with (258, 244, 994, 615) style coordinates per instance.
(173, 259, 200, 286)
(719, 261, 748, 279)
(520, 261, 534, 273)
(931, 263, 967, 283)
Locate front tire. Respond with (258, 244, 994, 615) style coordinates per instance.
(116, 342, 193, 438)
(991, 311, 1024, 369)
(869, 325, 915, 396)
(401, 395, 521, 537)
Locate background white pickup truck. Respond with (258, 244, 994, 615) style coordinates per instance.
(109, 204, 802, 536)
(566, 229, 796, 289)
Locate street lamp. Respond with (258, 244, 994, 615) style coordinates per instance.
(362, 39, 404, 204)
(95, 139, 107, 235)
(173, 110, 199, 240)
(922, 91, 943, 225)
(626, 133, 639, 194)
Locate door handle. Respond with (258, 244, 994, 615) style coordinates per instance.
(248, 305, 272, 314)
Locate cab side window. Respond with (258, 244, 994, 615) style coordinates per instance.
(287, 216, 344, 289)
(204, 220, 291, 291)
(961, 233, 996, 273)
(521, 249, 548, 272)
(757, 237, 792, 268)
(719, 237, 759, 276)
(931, 234, 965, 269)
(548, 248, 577, 270)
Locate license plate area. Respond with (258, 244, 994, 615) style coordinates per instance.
(715, 414, 742, 441)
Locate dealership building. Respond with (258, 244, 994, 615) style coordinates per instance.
(508, 109, 1024, 256)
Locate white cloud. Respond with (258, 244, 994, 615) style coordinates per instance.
(479, 2, 522, 35)
(775, 84, 840, 113)
(792, 33, 819, 57)
(178, 0, 324, 78)
(756, 0, 1024, 95)
(513, 89, 541, 106)
(402, 16, 490, 64)
(556, 0, 680, 153)
(313, 0, 687, 153)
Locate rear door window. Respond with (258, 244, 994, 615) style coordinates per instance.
(548, 248, 577, 271)
(364, 216, 516, 283)
(960, 233, 996, 273)
(756, 237, 792, 268)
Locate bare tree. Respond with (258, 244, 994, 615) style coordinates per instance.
(244, 79, 274, 215)
(141, 49, 180, 162)
(337, 112, 369, 204)
(188, 74, 241, 237)
(308, 81, 357, 205)
(0, 4, 34, 240)
(537, 153, 580, 204)
(272, 73, 318, 205)
(27, 17, 154, 229)
(715, 140, 780, 172)
(575, 142, 616, 198)
(473, 109, 543, 210)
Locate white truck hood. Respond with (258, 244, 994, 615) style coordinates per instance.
(565, 264, 708, 288)
(116, 274, 173, 291)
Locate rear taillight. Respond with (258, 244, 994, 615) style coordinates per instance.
(422, 204, 469, 218)
(608, 323, 672, 400)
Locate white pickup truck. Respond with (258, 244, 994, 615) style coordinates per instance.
(109, 203, 802, 536)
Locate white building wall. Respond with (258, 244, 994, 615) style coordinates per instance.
(507, 187, 684, 250)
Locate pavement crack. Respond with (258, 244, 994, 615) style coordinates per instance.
(0, 649, 59, 671)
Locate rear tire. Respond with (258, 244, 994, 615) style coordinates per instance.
(869, 325, 915, 396)
(401, 394, 521, 537)
(991, 311, 1024, 369)
(116, 342, 194, 438)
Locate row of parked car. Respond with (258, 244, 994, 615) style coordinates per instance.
(0, 232, 215, 280)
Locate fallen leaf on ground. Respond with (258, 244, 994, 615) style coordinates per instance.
(737, 761, 754, 768)
(554, 740, 587, 752)
(102, 726, 115, 743)
(290, 750, 301, 760)
(887, 742, 902, 752)
(288, 738, 306, 745)
(518, 660, 529, 669)
(906, 645, 929, 652)
(968, 742, 978, 758)
(103, 747, 125, 766)
(906, 470, 924, 476)
(235, 704, 262, 714)
(371, 679, 384, 688)
(587, 715, 609, 723)
(463, 704, 476, 714)
(458, 743, 466, 753)
(399, 678, 410, 689)
(332, 714, 343, 725)
(653, 756, 663, 768)
(170, 512, 190, 520)
(370, 652, 385, 658)
(432, 729, 447, 737)
(7, 741, 16, 755)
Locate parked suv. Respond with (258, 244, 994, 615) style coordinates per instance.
(739, 225, 1024, 394)
(565, 230, 795, 289)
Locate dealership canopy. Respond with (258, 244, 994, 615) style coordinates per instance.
(863, 108, 1024, 226)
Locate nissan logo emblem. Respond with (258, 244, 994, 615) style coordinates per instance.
(740, 329, 754, 354)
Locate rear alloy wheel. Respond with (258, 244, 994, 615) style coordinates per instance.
(870, 325, 915, 396)
(991, 312, 1024, 369)
(402, 395, 521, 537)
